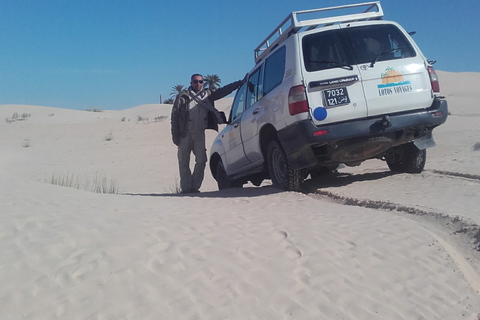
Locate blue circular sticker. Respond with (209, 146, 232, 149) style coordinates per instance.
(313, 107, 327, 121)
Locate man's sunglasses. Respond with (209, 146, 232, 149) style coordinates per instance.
(192, 80, 204, 84)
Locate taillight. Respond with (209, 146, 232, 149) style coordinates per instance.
(427, 66, 440, 93)
(288, 85, 309, 115)
(314, 129, 328, 136)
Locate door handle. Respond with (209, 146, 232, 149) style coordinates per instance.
(252, 108, 259, 115)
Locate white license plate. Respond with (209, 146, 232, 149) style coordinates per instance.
(323, 87, 350, 107)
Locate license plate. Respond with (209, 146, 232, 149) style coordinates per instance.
(323, 87, 350, 107)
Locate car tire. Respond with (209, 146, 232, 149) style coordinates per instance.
(267, 140, 302, 191)
(386, 142, 426, 173)
(216, 160, 232, 190)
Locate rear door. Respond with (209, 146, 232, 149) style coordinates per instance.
(344, 22, 433, 116)
(300, 27, 368, 126)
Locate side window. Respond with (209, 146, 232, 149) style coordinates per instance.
(302, 30, 352, 72)
(346, 25, 416, 64)
(264, 46, 286, 94)
(246, 65, 264, 109)
(229, 82, 247, 122)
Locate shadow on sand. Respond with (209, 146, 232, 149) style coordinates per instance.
(123, 170, 396, 198)
(122, 185, 283, 199)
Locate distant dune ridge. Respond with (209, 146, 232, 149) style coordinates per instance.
(1, 71, 480, 319)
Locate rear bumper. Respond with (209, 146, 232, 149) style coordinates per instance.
(277, 98, 448, 169)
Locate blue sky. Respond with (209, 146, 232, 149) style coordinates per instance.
(1, 0, 479, 110)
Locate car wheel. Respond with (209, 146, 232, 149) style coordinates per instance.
(267, 140, 302, 191)
(216, 160, 232, 190)
(386, 142, 426, 173)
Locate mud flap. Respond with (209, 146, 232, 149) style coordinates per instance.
(286, 146, 317, 171)
(413, 131, 436, 150)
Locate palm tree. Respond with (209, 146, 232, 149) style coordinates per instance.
(204, 74, 221, 91)
(170, 84, 184, 100)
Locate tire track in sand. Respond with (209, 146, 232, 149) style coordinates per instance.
(313, 190, 480, 294)
(424, 228, 480, 294)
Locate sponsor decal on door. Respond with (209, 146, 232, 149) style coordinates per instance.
(377, 67, 412, 96)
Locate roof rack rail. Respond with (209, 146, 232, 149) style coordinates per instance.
(254, 1, 383, 63)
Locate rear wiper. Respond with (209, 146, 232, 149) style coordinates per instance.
(308, 59, 354, 71)
(370, 47, 403, 67)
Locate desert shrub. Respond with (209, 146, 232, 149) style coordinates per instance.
(86, 174, 120, 194)
(474, 142, 480, 151)
(166, 176, 181, 194)
(105, 131, 114, 141)
(137, 115, 149, 124)
(46, 172, 120, 194)
(155, 115, 168, 122)
(6, 112, 31, 123)
(47, 173, 81, 189)
(22, 139, 31, 148)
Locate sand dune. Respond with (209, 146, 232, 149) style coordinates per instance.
(1, 71, 479, 319)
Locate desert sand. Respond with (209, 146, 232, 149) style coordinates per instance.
(1, 70, 479, 319)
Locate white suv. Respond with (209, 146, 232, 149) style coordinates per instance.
(209, 1, 448, 191)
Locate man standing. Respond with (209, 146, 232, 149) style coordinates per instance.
(171, 74, 244, 194)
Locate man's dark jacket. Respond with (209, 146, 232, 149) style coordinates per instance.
(170, 80, 242, 146)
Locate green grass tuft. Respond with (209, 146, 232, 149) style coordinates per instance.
(46, 172, 120, 194)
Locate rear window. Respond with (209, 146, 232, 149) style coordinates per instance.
(302, 30, 353, 72)
(346, 24, 416, 64)
(302, 25, 416, 71)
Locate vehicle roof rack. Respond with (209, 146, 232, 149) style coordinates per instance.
(254, 1, 384, 64)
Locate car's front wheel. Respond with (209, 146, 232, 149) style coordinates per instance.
(267, 140, 302, 191)
(386, 142, 426, 173)
(216, 160, 232, 190)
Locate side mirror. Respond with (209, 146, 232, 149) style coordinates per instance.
(219, 111, 228, 124)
